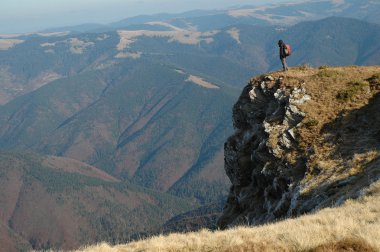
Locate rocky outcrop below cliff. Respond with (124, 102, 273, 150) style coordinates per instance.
(218, 67, 380, 229)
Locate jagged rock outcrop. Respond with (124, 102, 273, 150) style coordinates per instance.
(218, 68, 380, 229)
(218, 75, 310, 228)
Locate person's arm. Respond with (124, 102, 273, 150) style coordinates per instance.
(279, 45, 285, 58)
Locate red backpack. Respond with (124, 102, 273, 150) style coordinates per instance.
(284, 44, 291, 57)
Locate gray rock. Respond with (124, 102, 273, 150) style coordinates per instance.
(218, 75, 311, 229)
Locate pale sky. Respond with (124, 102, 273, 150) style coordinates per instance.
(0, 0, 290, 34)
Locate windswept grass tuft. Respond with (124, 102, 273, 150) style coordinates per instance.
(367, 73, 380, 90)
(318, 65, 329, 70)
(316, 69, 341, 78)
(309, 238, 377, 252)
(336, 80, 369, 102)
(296, 64, 312, 71)
(304, 118, 319, 128)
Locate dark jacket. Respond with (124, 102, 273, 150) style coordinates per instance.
(278, 41, 287, 59)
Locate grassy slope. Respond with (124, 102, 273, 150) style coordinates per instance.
(282, 66, 380, 203)
(77, 65, 380, 251)
(77, 177, 380, 252)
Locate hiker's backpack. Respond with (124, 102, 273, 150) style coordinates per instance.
(284, 44, 291, 57)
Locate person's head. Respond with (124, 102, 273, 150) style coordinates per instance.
(278, 40, 283, 46)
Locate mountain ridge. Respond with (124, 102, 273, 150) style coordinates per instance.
(0, 17, 379, 213)
(0, 5, 380, 250)
(31, 0, 380, 34)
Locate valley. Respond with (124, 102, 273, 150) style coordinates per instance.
(0, 0, 380, 250)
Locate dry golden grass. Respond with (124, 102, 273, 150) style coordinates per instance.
(260, 66, 380, 195)
(0, 39, 24, 50)
(226, 28, 241, 44)
(115, 52, 142, 59)
(41, 38, 94, 54)
(75, 180, 380, 252)
(68, 38, 94, 54)
(186, 75, 219, 89)
(311, 238, 376, 252)
(116, 30, 218, 50)
(228, 5, 301, 25)
(280, 66, 379, 138)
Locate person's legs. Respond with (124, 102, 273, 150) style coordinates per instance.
(281, 57, 288, 71)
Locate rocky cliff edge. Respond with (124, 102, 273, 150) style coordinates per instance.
(218, 66, 380, 228)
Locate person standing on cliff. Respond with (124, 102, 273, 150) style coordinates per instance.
(278, 40, 289, 71)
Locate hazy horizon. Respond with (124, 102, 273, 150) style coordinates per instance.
(1, 0, 292, 34)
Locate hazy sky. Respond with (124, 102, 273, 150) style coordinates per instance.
(0, 0, 290, 34)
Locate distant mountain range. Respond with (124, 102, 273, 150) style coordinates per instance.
(0, 0, 380, 250)
(39, 0, 380, 33)
(1, 16, 379, 202)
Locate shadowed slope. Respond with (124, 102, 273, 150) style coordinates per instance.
(0, 152, 194, 250)
(0, 59, 237, 204)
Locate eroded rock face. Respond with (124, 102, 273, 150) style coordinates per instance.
(218, 75, 311, 228)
